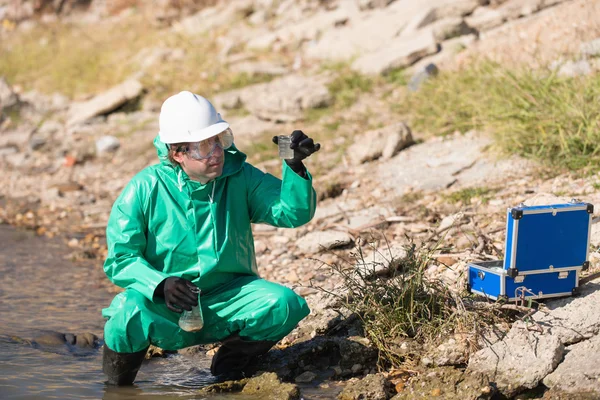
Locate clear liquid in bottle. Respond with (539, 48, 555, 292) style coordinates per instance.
(178, 286, 204, 332)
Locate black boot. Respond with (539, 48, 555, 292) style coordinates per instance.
(210, 334, 277, 380)
(102, 345, 148, 385)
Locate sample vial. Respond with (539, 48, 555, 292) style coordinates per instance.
(277, 135, 295, 159)
(178, 286, 204, 332)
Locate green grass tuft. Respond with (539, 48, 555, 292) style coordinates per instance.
(443, 187, 498, 205)
(328, 70, 374, 108)
(401, 61, 600, 171)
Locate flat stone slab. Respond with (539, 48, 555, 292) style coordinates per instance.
(376, 132, 533, 196)
(467, 328, 564, 397)
(543, 334, 600, 396)
(526, 280, 600, 345)
(67, 79, 144, 126)
(296, 230, 354, 254)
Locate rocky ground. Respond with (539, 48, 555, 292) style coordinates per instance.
(2, 0, 600, 399)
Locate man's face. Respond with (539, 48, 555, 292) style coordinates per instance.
(174, 140, 224, 184)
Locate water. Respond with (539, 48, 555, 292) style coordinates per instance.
(0, 225, 340, 399)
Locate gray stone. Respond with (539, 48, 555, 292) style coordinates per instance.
(467, 328, 564, 397)
(543, 334, 600, 396)
(524, 282, 600, 345)
(95, 136, 121, 154)
(356, 0, 396, 10)
(465, 7, 505, 31)
(296, 230, 354, 254)
(410, 34, 478, 72)
(173, 2, 253, 36)
(230, 61, 289, 76)
(248, 4, 356, 51)
(216, 75, 332, 122)
(591, 223, 599, 247)
(581, 38, 600, 57)
(0, 77, 19, 111)
(337, 373, 393, 400)
(358, 244, 407, 277)
(399, 6, 438, 38)
(558, 60, 592, 77)
(294, 371, 317, 383)
(431, 17, 473, 41)
(67, 79, 144, 126)
(0, 130, 28, 150)
(426, 337, 469, 366)
(377, 132, 532, 196)
(352, 29, 439, 75)
(346, 122, 414, 164)
(242, 372, 300, 400)
(305, 1, 434, 61)
(434, 0, 484, 18)
(497, 0, 543, 20)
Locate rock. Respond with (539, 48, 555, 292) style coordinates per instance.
(95, 136, 120, 154)
(438, 213, 466, 232)
(242, 372, 301, 400)
(557, 60, 592, 77)
(467, 328, 564, 397)
(304, 1, 434, 61)
(294, 371, 317, 383)
(465, 7, 505, 32)
(173, 2, 252, 36)
(356, 0, 395, 10)
(434, 0, 484, 18)
(358, 244, 408, 277)
(296, 230, 354, 253)
(591, 223, 599, 248)
(426, 337, 469, 366)
(254, 337, 378, 382)
(346, 122, 414, 165)
(410, 34, 478, 72)
(522, 193, 572, 206)
(215, 75, 332, 122)
(398, 7, 438, 38)
(431, 17, 473, 41)
(248, 4, 356, 51)
(542, 334, 600, 396)
(230, 61, 289, 76)
(497, 0, 543, 20)
(393, 367, 497, 399)
(0, 130, 29, 151)
(351, 29, 439, 75)
(581, 38, 600, 57)
(521, 282, 600, 345)
(337, 373, 394, 400)
(67, 79, 144, 126)
(0, 77, 19, 111)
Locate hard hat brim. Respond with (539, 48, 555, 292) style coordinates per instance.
(159, 121, 230, 144)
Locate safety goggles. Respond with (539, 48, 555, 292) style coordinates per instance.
(178, 129, 234, 160)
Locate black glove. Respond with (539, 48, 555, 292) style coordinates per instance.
(272, 130, 320, 177)
(155, 277, 198, 313)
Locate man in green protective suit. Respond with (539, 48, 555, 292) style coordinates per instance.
(101, 91, 319, 385)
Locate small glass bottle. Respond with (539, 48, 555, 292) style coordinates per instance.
(178, 286, 204, 332)
(277, 135, 295, 159)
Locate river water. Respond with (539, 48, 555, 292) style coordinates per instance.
(0, 225, 336, 399)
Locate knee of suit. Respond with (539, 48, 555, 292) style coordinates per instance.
(248, 284, 311, 341)
(104, 291, 152, 353)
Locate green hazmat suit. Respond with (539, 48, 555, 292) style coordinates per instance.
(102, 135, 316, 353)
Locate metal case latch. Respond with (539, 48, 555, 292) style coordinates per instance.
(514, 276, 525, 283)
(558, 271, 569, 279)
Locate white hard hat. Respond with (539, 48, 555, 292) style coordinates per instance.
(158, 91, 229, 144)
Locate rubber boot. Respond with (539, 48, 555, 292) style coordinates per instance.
(102, 345, 148, 386)
(210, 334, 277, 380)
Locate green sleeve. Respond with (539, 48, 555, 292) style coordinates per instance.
(246, 161, 317, 227)
(103, 180, 169, 301)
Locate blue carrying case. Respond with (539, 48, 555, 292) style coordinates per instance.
(468, 201, 594, 301)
